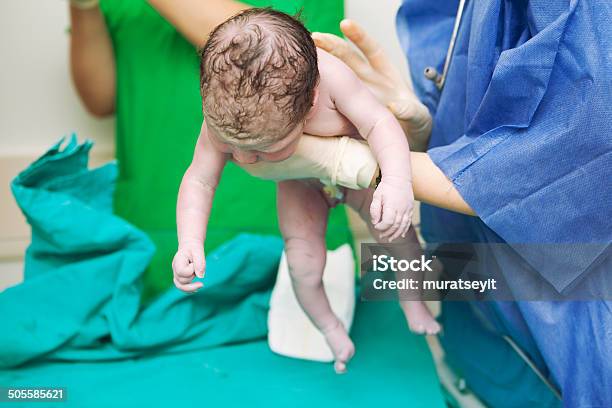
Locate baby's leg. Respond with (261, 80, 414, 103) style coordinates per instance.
(395, 229, 441, 335)
(277, 180, 355, 373)
(345, 188, 441, 335)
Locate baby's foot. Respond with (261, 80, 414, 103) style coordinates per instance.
(402, 301, 441, 335)
(322, 320, 355, 374)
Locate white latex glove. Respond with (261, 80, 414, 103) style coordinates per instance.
(240, 135, 379, 190)
(312, 20, 432, 152)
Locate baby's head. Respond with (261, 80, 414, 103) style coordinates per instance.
(200, 8, 318, 163)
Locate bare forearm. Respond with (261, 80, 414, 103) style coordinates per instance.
(410, 152, 475, 216)
(69, 5, 115, 117)
(176, 169, 216, 246)
(177, 128, 227, 246)
(147, 0, 248, 48)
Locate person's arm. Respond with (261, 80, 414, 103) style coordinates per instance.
(69, 3, 116, 117)
(147, 0, 248, 48)
(173, 125, 227, 292)
(410, 152, 474, 216)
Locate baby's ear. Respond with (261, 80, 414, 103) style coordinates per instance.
(306, 87, 320, 119)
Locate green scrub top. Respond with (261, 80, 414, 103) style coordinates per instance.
(100, 0, 348, 301)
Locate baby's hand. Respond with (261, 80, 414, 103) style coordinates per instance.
(172, 240, 206, 293)
(370, 177, 414, 242)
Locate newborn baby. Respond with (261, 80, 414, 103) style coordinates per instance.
(173, 8, 439, 373)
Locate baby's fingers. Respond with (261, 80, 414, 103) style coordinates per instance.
(401, 213, 412, 237)
(175, 259, 195, 277)
(175, 269, 196, 285)
(173, 277, 202, 293)
(380, 211, 403, 242)
(172, 250, 190, 271)
(192, 249, 206, 279)
(175, 263, 196, 285)
(374, 204, 397, 233)
(390, 213, 411, 242)
(173, 252, 195, 282)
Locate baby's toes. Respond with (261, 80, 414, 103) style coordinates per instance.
(334, 361, 347, 374)
(333, 341, 355, 374)
(409, 322, 426, 335)
(323, 322, 355, 373)
(341, 342, 355, 361)
(425, 320, 442, 335)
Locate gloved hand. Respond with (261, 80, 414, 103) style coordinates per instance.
(312, 20, 432, 152)
(69, 0, 99, 10)
(240, 134, 379, 190)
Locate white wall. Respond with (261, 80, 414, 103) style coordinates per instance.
(0, 0, 115, 156)
(345, 0, 409, 81)
(0, 0, 114, 260)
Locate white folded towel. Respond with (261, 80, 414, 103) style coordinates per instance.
(267, 244, 356, 362)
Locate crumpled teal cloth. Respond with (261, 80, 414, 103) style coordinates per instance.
(1, 136, 280, 368)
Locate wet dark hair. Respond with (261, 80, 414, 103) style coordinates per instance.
(199, 8, 319, 146)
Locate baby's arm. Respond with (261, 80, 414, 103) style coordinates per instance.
(173, 124, 227, 292)
(328, 56, 413, 241)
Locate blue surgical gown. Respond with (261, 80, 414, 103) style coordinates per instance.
(396, 0, 612, 406)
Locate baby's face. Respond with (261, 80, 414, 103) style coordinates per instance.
(207, 122, 303, 164)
